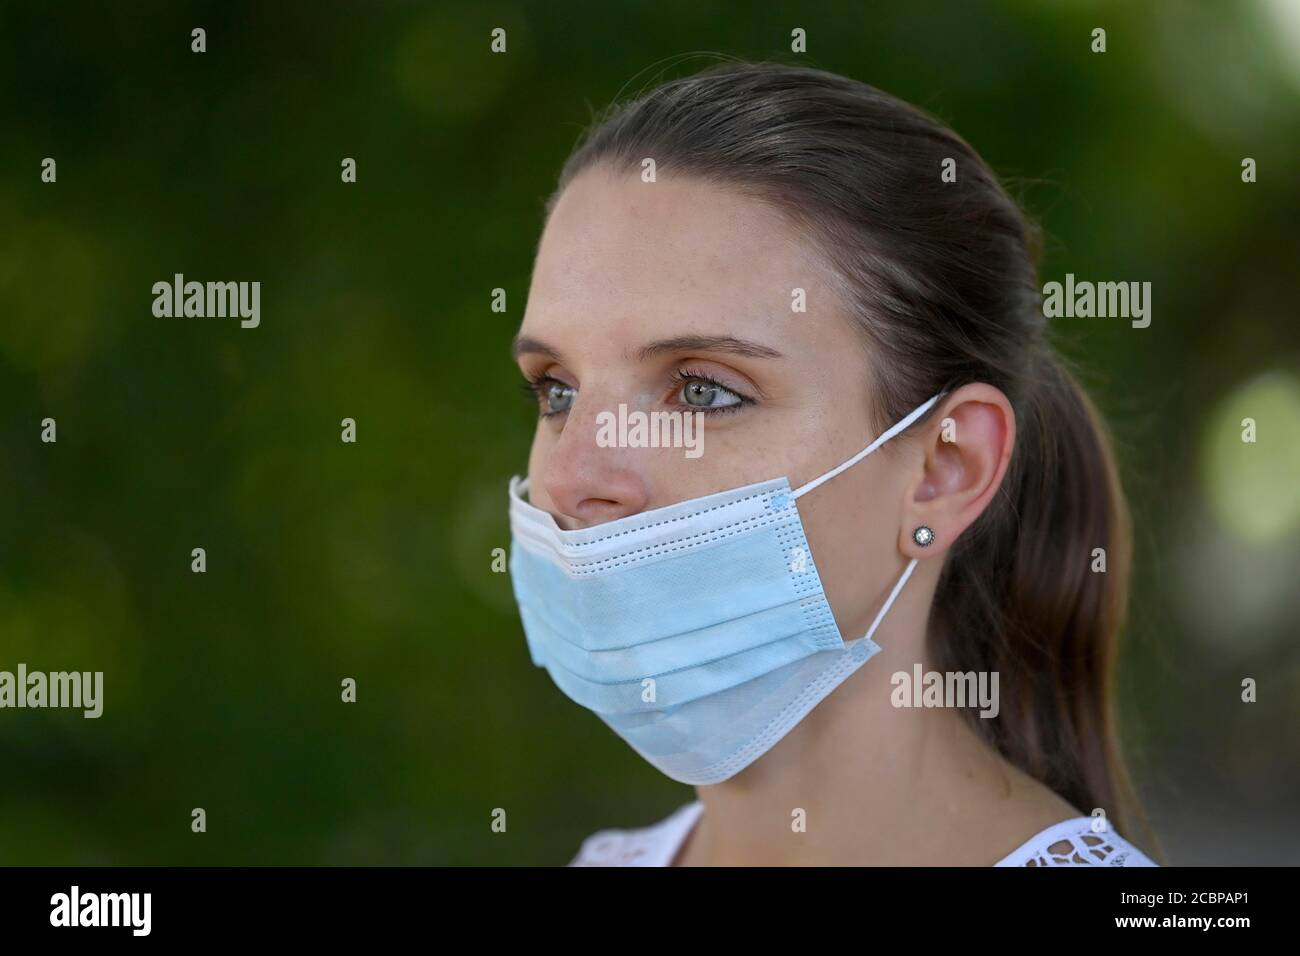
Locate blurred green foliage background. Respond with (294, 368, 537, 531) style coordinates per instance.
(1, 0, 1297, 864)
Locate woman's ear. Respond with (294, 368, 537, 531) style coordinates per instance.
(899, 384, 1016, 557)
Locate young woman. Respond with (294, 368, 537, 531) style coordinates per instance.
(507, 59, 1158, 866)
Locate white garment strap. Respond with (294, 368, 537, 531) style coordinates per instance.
(859, 557, 918, 644)
(791, 392, 944, 500)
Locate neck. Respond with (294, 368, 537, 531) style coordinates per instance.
(679, 599, 1073, 865)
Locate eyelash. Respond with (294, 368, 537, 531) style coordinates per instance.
(519, 376, 565, 418)
(669, 367, 752, 416)
(520, 368, 755, 419)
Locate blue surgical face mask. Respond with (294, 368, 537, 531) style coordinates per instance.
(507, 392, 943, 786)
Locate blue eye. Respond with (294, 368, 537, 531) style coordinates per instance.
(521, 369, 753, 420)
(522, 375, 576, 417)
(672, 369, 751, 413)
(543, 381, 576, 415)
(681, 379, 740, 408)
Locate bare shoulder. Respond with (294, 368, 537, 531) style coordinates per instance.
(981, 764, 1157, 867)
(972, 759, 1094, 861)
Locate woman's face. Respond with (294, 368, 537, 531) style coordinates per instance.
(513, 164, 919, 641)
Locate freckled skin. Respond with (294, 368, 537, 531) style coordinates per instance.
(515, 164, 1074, 866)
(517, 164, 907, 642)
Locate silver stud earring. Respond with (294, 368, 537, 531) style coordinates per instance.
(912, 525, 935, 548)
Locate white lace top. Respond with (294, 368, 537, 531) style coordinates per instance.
(568, 801, 1158, 866)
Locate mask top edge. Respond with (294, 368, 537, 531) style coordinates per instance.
(507, 474, 794, 546)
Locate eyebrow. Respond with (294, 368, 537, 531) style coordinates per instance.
(509, 333, 783, 363)
(511, 335, 563, 362)
(632, 335, 783, 361)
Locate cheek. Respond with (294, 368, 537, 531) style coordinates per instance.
(799, 464, 901, 637)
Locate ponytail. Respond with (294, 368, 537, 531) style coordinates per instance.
(931, 353, 1148, 842)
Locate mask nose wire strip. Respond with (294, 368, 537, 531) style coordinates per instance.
(790, 392, 944, 501)
(859, 556, 919, 644)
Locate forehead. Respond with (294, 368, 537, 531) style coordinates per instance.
(523, 166, 841, 347)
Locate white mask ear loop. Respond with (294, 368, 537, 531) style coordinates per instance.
(790, 392, 943, 500)
(856, 556, 918, 645)
(786, 391, 942, 646)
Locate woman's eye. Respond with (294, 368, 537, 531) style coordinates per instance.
(523, 370, 748, 419)
(530, 378, 575, 416)
(546, 383, 575, 414)
(680, 378, 742, 409)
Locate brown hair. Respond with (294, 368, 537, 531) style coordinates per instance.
(546, 58, 1152, 846)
